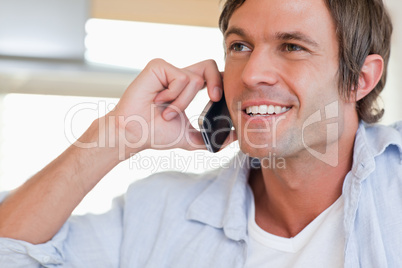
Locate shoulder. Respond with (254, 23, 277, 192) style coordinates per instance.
(124, 168, 221, 207)
(353, 121, 402, 190)
(358, 121, 402, 191)
(354, 123, 402, 251)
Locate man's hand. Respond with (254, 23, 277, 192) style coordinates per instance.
(107, 59, 224, 159)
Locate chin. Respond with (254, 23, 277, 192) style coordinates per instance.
(239, 140, 277, 158)
(239, 133, 302, 158)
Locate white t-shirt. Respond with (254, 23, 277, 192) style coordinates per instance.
(245, 196, 344, 267)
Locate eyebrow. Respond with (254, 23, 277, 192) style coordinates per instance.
(224, 26, 319, 48)
(275, 32, 319, 48)
(224, 26, 247, 40)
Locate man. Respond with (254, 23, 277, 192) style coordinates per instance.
(0, 0, 400, 267)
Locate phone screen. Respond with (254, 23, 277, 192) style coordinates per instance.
(198, 94, 233, 153)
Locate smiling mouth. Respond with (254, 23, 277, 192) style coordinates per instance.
(245, 104, 291, 117)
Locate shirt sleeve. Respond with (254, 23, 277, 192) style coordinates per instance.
(0, 191, 124, 268)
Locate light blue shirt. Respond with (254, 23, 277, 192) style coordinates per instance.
(0, 121, 401, 267)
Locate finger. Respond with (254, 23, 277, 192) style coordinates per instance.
(153, 71, 191, 104)
(205, 62, 223, 102)
(185, 60, 223, 102)
(162, 77, 205, 120)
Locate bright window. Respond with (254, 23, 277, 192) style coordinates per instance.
(85, 19, 225, 70)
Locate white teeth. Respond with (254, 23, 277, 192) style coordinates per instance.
(259, 105, 268, 114)
(251, 106, 259, 114)
(274, 106, 282, 114)
(267, 105, 275, 114)
(245, 104, 290, 116)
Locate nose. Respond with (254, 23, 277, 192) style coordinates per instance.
(241, 49, 279, 90)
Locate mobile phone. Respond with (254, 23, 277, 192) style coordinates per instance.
(198, 94, 233, 153)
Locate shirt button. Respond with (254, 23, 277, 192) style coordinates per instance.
(42, 256, 50, 263)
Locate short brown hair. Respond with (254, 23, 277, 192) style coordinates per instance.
(219, 0, 393, 123)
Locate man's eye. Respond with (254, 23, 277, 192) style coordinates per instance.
(230, 43, 251, 52)
(284, 43, 304, 52)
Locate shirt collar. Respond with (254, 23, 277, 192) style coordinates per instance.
(186, 151, 252, 242)
(351, 121, 402, 180)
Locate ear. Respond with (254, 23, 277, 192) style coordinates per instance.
(354, 54, 384, 101)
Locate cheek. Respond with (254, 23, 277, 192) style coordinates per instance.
(223, 61, 246, 112)
(225, 87, 241, 127)
(282, 62, 339, 107)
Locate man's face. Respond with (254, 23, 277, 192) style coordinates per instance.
(224, 0, 354, 159)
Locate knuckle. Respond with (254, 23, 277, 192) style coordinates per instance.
(147, 58, 166, 68)
(193, 76, 206, 88)
(176, 73, 190, 85)
(204, 59, 217, 67)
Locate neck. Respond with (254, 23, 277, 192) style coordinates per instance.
(249, 120, 358, 238)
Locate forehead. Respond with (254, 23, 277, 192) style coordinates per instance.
(226, 0, 337, 45)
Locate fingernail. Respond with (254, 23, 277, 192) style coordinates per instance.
(164, 111, 177, 121)
(214, 87, 223, 100)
